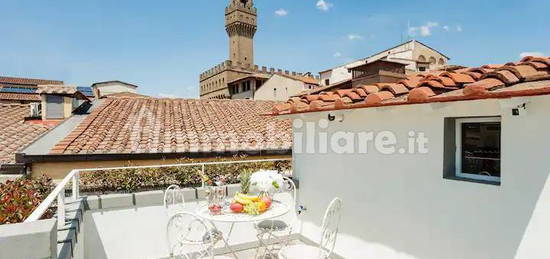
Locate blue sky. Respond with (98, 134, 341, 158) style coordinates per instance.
(1, 0, 548, 98)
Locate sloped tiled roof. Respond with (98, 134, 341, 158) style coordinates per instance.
(36, 85, 79, 95)
(279, 74, 320, 85)
(36, 85, 91, 101)
(103, 92, 149, 98)
(271, 56, 550, 115)
(0, 104, 52, 165)
(50, 98, 292, 155)
(0, 92, 41, 101)
(0, 76, 63, 86)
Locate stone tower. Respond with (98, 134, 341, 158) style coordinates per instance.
(225, 0, 257, 67)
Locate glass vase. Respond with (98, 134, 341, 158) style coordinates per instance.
(206, 186, 225, 215)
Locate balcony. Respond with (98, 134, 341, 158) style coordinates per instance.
(1, 159, 343, 259)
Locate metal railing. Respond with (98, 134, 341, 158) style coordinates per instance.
(24, 158, 291, 228)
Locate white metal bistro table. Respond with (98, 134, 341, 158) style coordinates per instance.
(196, 201, 289, 259)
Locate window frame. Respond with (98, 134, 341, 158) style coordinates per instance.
(454, 117, 501, 183)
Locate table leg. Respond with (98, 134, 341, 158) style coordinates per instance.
(211, 221, 240, 259)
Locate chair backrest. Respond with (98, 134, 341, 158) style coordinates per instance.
(164, 184, 185, 208)
(280, 177, 297, 210)
(319, 198, 343, 257)
(166, 212, 215, 258)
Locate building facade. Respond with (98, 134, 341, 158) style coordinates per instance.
(274, 55, 550, 259)
(254, 74, 319, 101)
(91, 80, 139, 98)
(199, 0, 316, 100)
(319, 40, 450, 87)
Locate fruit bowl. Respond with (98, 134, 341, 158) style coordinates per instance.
(229, 193, 273, 215)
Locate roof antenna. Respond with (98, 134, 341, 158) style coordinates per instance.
(406, 20, 411, 41)
(400, 22, 404, 43)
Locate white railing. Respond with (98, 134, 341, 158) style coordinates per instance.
(24, 158, 291, 228)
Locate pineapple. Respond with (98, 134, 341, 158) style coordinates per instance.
(239, 170, 252, 194)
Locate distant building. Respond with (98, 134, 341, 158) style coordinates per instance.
(0, 83, 92, 174)
(199, 0, 317, 100)
(254, 74, 320, 101)
(319, 40, 450, 86)
(36, 85, 91, 120)
(91, 80, 139, 99)
(0, 76, 64, 104)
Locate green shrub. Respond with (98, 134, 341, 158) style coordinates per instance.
(0, 176, 54, 225)
(80, 157, 291, 194)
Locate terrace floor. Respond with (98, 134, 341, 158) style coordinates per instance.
(84, 193, 299, 259)
(222, 239, 305, 259)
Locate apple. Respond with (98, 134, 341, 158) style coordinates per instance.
(261, 197, 272, 209)
(230, 202, 244, 213)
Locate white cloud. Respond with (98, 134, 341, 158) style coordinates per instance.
(274, 9, 288, 16)
(520, 52, 545, 58)
(316, 0, 333, 12)
(443, 25, 450, 31)
(408, 21, 439, 37)
(456, 25, 463, 32)
(158, 93, 181, 99)
(333, 52, 342, 58)
(347, 34, 363, 40)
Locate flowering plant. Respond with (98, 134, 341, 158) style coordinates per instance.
(249, 170, 284, 194)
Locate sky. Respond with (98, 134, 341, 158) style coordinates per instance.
(1, 0, 549, 98)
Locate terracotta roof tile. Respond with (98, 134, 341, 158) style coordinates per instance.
(465, 78, 505, 90)
(0, 92, 41, 101)
(377, 83, 409, 95)
(520, 56, 550, 66)
(270, 56, 550, 115)
(522, 61, 549, 70)
(335, 89, 362, 101)
(354, 88, 368, 97)
(441, 72, 475, 84)
(500, 65, 546, 80)
(308, 94, 323, 102)
(365, 91, 394, 105)
(482, 70, 520, 85)
(0, 104, 52, 165)
(0, 76, 63, 86)
(467, 67, 494, 75)
(482, 64, 504, 69)
(51, 98, 292, 155)
(407, 87, 436, 102)
(399, 77, 423, 88)
(418, 80, 446, 89)
(437, 76, 458, 87)
(37, 85, 78, 95)
(319, 94, 340, 102)
(462, 71, 483, 80)
(360, 85, 380, 94)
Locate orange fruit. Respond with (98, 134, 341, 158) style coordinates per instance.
(258, 201, 267, 213)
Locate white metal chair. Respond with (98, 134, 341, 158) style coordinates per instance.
(164, 184, 186, 209)
(254, 177, 297, 258)
(278, 198, 343, 259)
(164, 185, 226, 252)
(166, 212, 232, 259)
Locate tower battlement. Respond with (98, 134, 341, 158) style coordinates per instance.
(200, 60, 318, 81)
